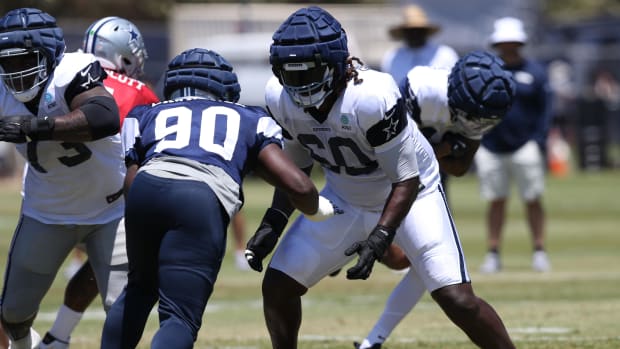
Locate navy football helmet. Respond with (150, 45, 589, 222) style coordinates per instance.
(269, 6, 349, 108)
(164, 48, 240, 102)
(448, 50, 516, 136)
(0, 8, 65, 102)
(82, 16, 148, 79)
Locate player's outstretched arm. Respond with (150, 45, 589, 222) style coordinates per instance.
(1, 86, 121, 144)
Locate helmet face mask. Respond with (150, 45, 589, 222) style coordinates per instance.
(450, 107, 500, 138)
(82, 16, 147, 78)
(279, 62, 334, 108)
(0, 48, 49, 102)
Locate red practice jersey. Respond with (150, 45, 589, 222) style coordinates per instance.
(103, 69, 159, 125)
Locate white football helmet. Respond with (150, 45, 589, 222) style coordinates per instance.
(82, 16, 147, 78)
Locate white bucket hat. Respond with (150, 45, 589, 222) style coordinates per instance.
(488, 17, 528, 46)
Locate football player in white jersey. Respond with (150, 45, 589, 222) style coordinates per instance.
(243, 7, 516, 349)
(0, 8, 125, 349)
(355, 51, 517, 349)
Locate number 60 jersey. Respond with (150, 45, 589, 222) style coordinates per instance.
(121, 96, 283, 218)
(265, 69, 441, 211)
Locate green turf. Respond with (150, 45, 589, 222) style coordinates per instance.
(0, 170, 619, 349)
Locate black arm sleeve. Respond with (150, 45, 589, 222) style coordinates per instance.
(79, 96, 120, 140)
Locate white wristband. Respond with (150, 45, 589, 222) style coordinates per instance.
(305, 196, 337, 222)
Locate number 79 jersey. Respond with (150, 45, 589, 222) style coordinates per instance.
(122, 97, 283, 191)
(265, 69, 440, 211)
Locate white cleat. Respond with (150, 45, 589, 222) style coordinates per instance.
(532, 250, 551, 272)
(479, 252, 501, 273)
(8, 328, 41, 349)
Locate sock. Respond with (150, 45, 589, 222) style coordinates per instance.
(49, 305, 83, 342)
(364, 271, 426, 347)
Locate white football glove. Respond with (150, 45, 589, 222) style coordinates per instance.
(304, 196, 343, 222)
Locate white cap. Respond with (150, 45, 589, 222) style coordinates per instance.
(489, 17, 528, 45)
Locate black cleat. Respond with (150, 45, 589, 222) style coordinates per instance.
(353, 341, 382, 349)
(329, 268, 342, 277)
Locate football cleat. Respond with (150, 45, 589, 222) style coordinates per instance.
(36, 332, 69, 349)
(8, 328, 41, 349)
(532, 250, 551, 272)
(353, 341, 382, 349)
(479, 251, 501, 273)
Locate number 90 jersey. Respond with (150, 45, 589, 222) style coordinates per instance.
(265, 69, 440, 211)
(122, 97, 283, 217)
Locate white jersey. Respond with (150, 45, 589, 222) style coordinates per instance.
(405, 66, 484, 142)
(0, 52, 125, 224)
(265, 68, 440, 211)
(381, 43, 459, 84)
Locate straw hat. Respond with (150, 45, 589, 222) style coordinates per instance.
(488, 17, 528, 46)
(388, 5, 440, 40)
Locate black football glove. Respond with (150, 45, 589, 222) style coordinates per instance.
(0, 115, 55, 143)
(244, 208, 289, 272)
(443, 132, 468, 157)
(344, 225, 396, 280)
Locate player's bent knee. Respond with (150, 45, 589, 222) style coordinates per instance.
(431, 283, 480, 317)
(262, 268, 307, 299)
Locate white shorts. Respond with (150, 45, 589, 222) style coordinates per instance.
(269, 185, 470, 292)
(474, 140, 545, 201)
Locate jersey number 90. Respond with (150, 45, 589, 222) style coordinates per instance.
(154, 106, 239, 160)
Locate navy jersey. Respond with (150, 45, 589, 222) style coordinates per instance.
(481, 59, 552, 153)
(121, 96, 283, 216)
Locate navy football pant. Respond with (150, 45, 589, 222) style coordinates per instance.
(101, 172, 228, 349)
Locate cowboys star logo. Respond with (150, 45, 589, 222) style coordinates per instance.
(382, 109, 400, 141)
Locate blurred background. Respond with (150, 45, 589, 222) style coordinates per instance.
(1, 0, 620, 175)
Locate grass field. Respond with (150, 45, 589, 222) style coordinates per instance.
(0, 170, 619, 349)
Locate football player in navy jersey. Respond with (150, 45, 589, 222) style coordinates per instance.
(39, 16, 160, 349)
(0, 8, 125, 349)
(100, 48, 339, 349)
(243, 7, 516, 349)
(355, 51, 517, 349)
